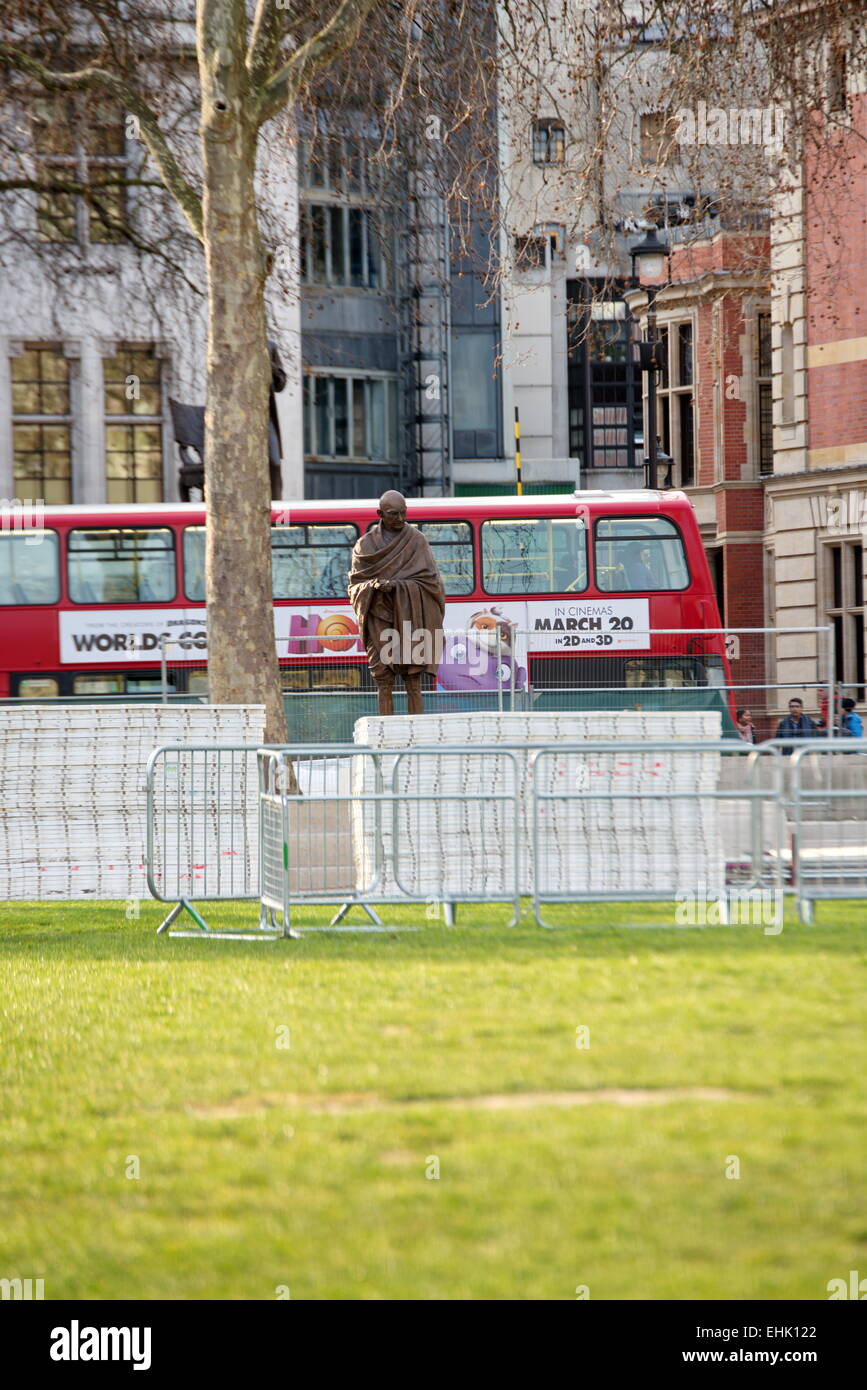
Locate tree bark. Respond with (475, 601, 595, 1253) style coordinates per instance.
(198, 0, 290, 755)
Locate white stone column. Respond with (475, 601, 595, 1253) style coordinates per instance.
(77, 338, 109, 503)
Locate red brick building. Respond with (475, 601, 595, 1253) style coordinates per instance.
(764, 29, 867, 713)
(626, 230, 773, 724)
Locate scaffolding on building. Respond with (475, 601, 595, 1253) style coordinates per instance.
(397, 156, 452, 498)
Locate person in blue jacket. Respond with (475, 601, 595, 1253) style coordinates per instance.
(840, 698, 864, 738)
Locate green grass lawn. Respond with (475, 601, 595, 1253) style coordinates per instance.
(1, 898, 866, 1300)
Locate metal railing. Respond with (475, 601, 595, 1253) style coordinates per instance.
(529, 740, 787, 927)
(145, 733, 867, 938)
(150, 625, 838, 742)
(788, 740, 867, 922)
(1, 626, 844, 749)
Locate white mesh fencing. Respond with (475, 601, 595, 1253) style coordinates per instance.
(0, 706, 265, 900)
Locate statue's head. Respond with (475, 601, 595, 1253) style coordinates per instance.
(378, 491, 407, 532)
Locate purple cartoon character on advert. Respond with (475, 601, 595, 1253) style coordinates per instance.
(436, 608, 527, 692)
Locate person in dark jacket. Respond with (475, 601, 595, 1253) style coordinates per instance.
(775, 697, 817, 753)
(625, 543, 657, 590)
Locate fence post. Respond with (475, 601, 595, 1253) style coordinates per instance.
(160, 637, 169, 704)
(825, 624, 834, 740)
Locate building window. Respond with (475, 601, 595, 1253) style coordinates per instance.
(757, 311, 773, 474)
(828, 45, 848, 114)
(299, 203, 385, 288)
(298, 129, 390, 289)
(679, 395, 695, 486)
(299, 131, 382, 198)
(303, 374, 398, 461)
(677, 323, 693, 386)
(450, 217, 502, 461)
(452, 332, 500, 459)
(532, 119, 566, 164)
(652, 320, 695, 486)
(32, 94, 127, 243)
(11, 345, 73, 502)
(639, 111, 675, 165)
(513, 234, 548, 272)
(567, 281, 640, 470)
(826, 541, 865, 700)
(780, 322, 795, 424)
(104, 346, 164, 502)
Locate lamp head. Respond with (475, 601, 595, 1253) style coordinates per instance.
(630, 227, 669, 282)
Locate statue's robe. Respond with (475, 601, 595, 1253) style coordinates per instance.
(348, 524, 445, 684)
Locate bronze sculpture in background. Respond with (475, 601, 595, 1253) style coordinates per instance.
(347, 491, 446, 715)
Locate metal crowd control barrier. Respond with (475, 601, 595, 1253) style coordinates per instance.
(529, 741, 786, 928)
(787, 740, 867, 923)
(146, 743, 367, 938)
(146, 742, 281, 939)
(147, 741, 525, 937)
(258, 745, 523, 934)
(146, 738, 867, 939)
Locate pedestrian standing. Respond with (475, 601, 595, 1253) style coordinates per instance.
(736, 708, 755, 743)
(775, 697, 817, 754)
(840, 698, 864, 738)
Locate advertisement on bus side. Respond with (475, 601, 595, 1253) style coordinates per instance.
(58, 599, 650, 681)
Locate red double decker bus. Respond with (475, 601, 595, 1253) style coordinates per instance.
(0, 491, 731, 724)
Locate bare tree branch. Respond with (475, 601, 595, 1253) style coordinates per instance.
(246, 0, 287, 88)
(258, 0, 381, 124)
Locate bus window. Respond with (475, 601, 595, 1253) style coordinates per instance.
(188, 671, 209, 694)
(364, 519, 474, 595)
(311, 666, 362, 689)
(73, 673, 124, 694)
(18, 677, 59, 697)
(183, 527, 206, 600)
(271, 524, 357, 599)
(415, 522, 474, 595)
(127, 676, 174, 694)
(595, 517, 689, 592)
(0, 531, 60, 605)
(481, 517, 587, 595)
(626, 659, 695, 688)
(68, 529, 176, 603)
(281, 669, 310, 691)
(186, 525, 359, 602)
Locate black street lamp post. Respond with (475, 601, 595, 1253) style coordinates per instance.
(630, 228, 670, 491)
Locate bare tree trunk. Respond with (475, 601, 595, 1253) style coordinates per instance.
(198, 0, 289, 750)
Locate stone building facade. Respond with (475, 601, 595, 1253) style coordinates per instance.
(764, 43, 867, 712)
